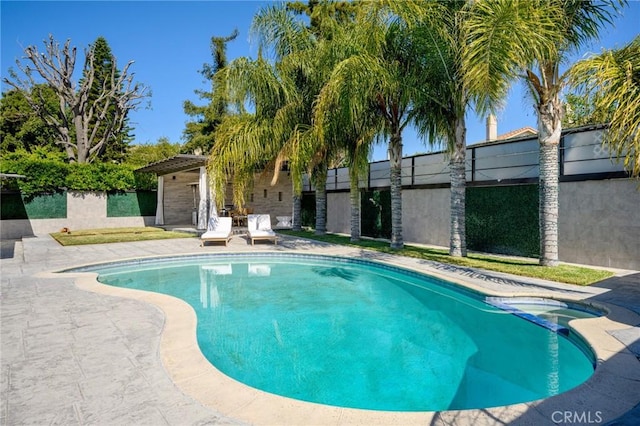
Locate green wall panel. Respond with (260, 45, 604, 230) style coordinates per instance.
(107, 191, 157, 217)
(466, 184, 539, 257)
(361, 190, 391, 239)
(1, 192, 67, 220)
(301, 193, 316, 227)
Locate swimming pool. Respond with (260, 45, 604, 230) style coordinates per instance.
(80, 253, 596, 411)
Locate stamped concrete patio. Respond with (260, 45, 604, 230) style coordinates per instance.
(1, 233, 639, 425)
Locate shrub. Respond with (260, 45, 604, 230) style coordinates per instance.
(466, 185, 539, 257)
(1, 151, 156, 197)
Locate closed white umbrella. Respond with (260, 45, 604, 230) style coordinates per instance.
(197, 167, 208, 230)
(154, 175, 164, 225)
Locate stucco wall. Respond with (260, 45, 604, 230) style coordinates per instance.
(326, 188, 451, 246)
(559, 179, 640, 270)
(402, 187, 451, 248)
(325, 179, 639, 270)
(0, 191, 153, 239)
(327, 192, 351, 234)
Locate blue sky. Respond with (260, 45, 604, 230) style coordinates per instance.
(2, 1, 639, 161)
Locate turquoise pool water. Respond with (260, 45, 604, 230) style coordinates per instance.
(86, 254, 595, 411)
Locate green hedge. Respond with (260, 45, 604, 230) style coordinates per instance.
(107, 191, 157, 217)
(0, 192, 67, 220)
(300, 193, 316, 227)
(361, 190, 391, 239)
(0, 153, 156, 198)
(466, 184, 539, 257)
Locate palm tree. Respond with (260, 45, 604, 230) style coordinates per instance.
(305, 4, 381, 242)
(569, 35, 640, 177)
(384, 1, 541, 257)
(313, 5, 434, 249)
(208, 50, 310, 228)
(209, 2, 355, 235)
(464, 0, 623, 266)
(406, 1, 472, 258)
(313, 89, 379, 241)
(255, 2, 362, 236)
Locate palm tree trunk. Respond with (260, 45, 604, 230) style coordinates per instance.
(538, 99, 561, 266)
(389, 132, 403, 249)
(349, 171, 361, 242)
(314, 166, 328, 235)
(449, 116, 467, 257)
(292, 192, 302, 231)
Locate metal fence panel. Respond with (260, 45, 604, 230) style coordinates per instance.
(475, 139, 538, 171)
(302, 174, 312, 192)
(564, 158, 622, 175)
(336, 167, 350, 190)
(401, 158, 414, 186)
(564, 129, 623, 175)
(564, 143, 606, 162)
(475, 164, 540, 181)
(326, 169, 336, 191)
(369, 161, 391, 188)
(304, 127, 627, 191)
(413, 153, 451, 185)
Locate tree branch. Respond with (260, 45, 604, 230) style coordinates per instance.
(3, 35, 150, 163)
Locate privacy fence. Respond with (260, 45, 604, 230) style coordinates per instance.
(1, 125, 637, 269)
(305, 125, 626, 192)
(302, 125, 639, 270)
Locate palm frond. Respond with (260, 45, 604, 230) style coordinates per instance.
(560, 0, 626, 53)
(570, 35, 640, 176)
(250, 4, 315, 61)
(462, 0, 565, 115)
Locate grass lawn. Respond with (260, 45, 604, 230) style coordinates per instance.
(48, 226, 612, 285)
(50, 227, 196, 246)
(279, 230, 613, 286)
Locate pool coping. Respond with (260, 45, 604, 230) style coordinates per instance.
(43, 246, 640, 425)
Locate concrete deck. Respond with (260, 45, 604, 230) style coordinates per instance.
(1, 233, 639, 425)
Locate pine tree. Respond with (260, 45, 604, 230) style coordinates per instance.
(182, 30, 238, 155)
(84, 37, 132, 163)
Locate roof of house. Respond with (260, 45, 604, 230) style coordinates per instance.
(135, 154, 207, 175)
(496, 126, 537, 140)
(468, 126, 539, 149)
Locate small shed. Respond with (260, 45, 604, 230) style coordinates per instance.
(137, 155, 294, 229)
(137, 155, 209, 228)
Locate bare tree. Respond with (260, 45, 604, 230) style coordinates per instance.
(3, 35, 149, 163)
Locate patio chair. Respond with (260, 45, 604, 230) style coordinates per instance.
(247, 214, 277, 245)
(200, 216, 233, 247)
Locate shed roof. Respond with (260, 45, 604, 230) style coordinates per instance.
(135, 154, 207, 175)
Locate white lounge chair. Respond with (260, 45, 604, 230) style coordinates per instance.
(199, 264, 231, 309)
(200, 216, 233, 246)
(247, 214, 277, 245)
